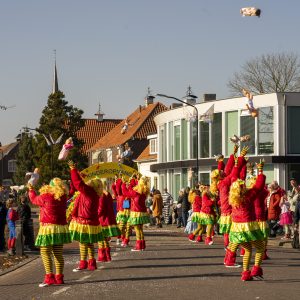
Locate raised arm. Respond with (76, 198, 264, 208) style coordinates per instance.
(28, 188, 45, 207)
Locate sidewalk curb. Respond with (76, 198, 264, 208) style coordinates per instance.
(0, 255, 39, 277)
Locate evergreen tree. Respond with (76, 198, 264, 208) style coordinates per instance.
(13, 132, 37, 185)
(34, 91, 87, 184)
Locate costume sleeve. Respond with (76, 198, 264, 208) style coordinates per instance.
(70, 168, 92, 195)
(98, 195, 104, 217)
(224, 154, 235, 176)
(218, 161, 225, 171)
(248, 173, 266, 200)
(28, 189, 45, 207)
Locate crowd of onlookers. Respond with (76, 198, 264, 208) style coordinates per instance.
(0, 186, 36, 255)
(145, 178, 300, 246)
(1, 176, 300, 255)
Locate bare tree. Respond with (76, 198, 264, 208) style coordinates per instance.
(228, 52, 300, 96)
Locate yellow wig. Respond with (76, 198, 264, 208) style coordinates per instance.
(86, 178, 103, 196)
(188, 189, 196, 204)
(133, 176, 150, 196)
(210, 169, 220, 196)
(39, 177, 69, 200)
(229, 179, 246, 207)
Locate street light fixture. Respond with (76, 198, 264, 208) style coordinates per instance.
(156, 93, 199, 184)
(22, 127, 63, 178)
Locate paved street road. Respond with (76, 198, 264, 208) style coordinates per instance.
(1, 228, 300, 300)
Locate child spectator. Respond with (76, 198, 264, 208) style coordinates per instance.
(6, 197, 19, 255)
(279, 195, 293, 239)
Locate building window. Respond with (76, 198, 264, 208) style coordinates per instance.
(200, 173, 210, 185)
(211, 113, 222, 156)
(168, 121, 174, 161)
(240, 115, 255, 155)
(149, 139, 157, 154)
(159, 125, 167, 163)
(287, 106, 300, 154)
(174, 173, 181, 200)
(181, 119, 188, 160)
(191, 120, 198, 159)
(258, 107, 274, 154)
(106, 149, 112, 162)
(262, 164, 274, 185)
(200, 121, 209, 158)
(8, 160, 17, 173)
(174, 123, 181, 160)
(226, 111, 238, 156)
(287, 164, 300, 185)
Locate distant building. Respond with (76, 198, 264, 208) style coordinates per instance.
(152, 92, 300, 198)
(0, 142, 19, 186)
(88, 94, 168, 170)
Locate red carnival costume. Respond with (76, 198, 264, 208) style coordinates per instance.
(28, 178, 71, 287)
(226, 161, 266, 281)
(122, 177, 150, 251)
(115, 177, 131, 247)
(68, 164, 103, 272)
(97, 189, 121, 262)
(189, 190, 203, 242)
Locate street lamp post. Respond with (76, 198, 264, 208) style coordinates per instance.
(156, 93, 199, 184)
(22, 127, 63, 178)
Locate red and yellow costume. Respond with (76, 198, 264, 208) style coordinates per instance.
(226, 163, 266, 281)
(68, 166, 103, 271)
(97, 189, 121, 262)
(28, 178, 71, 287)
(122, 177, 150, 251)
(115, 178, 131, 246)
(188, 191, 203, 243)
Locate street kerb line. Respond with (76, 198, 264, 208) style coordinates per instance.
(52, 286, 71, 295)
(76, 274, 92, 281)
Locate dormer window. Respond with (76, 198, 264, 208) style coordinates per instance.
(149, 139, 157, 154)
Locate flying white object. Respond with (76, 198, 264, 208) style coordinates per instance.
(240, 7, 261, 17)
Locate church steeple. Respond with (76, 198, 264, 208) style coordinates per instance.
(52, 50, 59, 94)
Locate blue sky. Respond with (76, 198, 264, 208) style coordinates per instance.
(0, 0, 299, 144)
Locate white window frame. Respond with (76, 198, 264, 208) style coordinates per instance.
(8, 160, 17, 173)
(149, 139, 157, 154)
(106, 149, 112, 162)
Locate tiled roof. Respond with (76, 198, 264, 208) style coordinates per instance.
(89, 102, 168, 151)
(135, 144, 157, 162)
(0, 142, 18, 158)
(75, 118, 122, 153)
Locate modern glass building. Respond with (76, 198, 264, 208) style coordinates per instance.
(151, 93, 300, 199)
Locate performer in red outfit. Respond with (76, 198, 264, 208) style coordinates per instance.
(68, 161, 103, 272)
(115, 177, 131, 247)
(122, 176, 150, 251)
(189, 188, 203, 242)
(97, 181, 121, 262)
(28, 178, 71, 287)
(226, 160, 266, 281)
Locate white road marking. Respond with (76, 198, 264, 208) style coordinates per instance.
(52, 286, 71, 295)
(76, 275, 91, 282)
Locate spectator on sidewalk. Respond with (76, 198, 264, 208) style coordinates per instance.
(279, 194, 293, 239)
(17, 194, 36, 251)
(294, 198, 300, 246)
(177, 189, 184, 228)
(288, 178, 300, 237)
(6, 197, 19, 256)
(266, 181, 283, 237)
(181, 187, 191, 228)
(152, 190, 163, 228)
(0, 198, 7, 252)
(162, 188, 173, 225)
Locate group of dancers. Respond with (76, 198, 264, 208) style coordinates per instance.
(187, 144, 269, 281)
(27, 161, 150, 287)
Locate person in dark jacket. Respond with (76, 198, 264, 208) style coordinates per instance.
(294, 199, 300, 246)
(0, 199, 7, 252)
(17, 194, 36, 251)
(181, 187, 191, 228)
